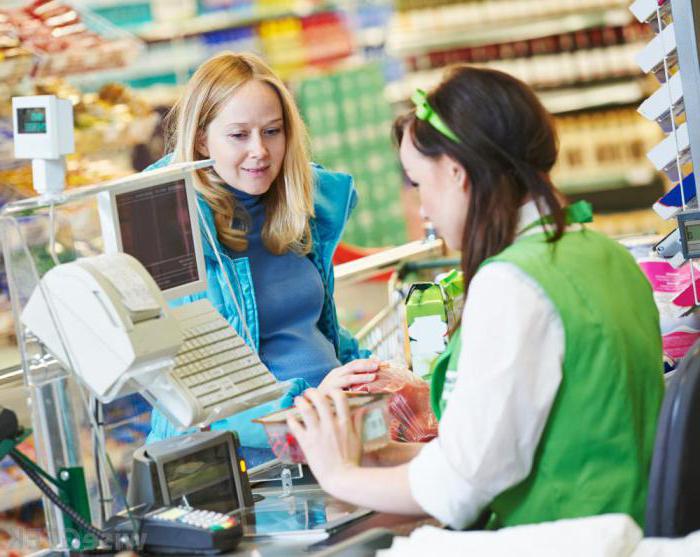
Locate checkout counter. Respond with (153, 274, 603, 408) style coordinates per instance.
(112, 428, 436, 556)
(0, 94, 444, 556)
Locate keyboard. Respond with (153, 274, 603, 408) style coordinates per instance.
(163, 299, 282, 427)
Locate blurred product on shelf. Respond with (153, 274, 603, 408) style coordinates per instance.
(76, 0, 357, 90)
(259, 11, 354, 78)
(0, 0, 141, 80)
(73, 83, 159, 155)
(0, 79, 158, 168)
(0, 154, 128, 199)
(393, 0, 627, 16)
(404, 22, 649, 78)
(587, 208, 671, 239)
(387, 0, 633, 56)
(0, 21, 34, 86)
(553, 107, 663, 194)
(386, 21, 654, 104)
(297, 62, 407, 247)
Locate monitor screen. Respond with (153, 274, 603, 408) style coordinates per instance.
(163, 442, 239, 512)
(115, 179, 199, 293)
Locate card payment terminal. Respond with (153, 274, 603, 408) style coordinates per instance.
(128, 430, 253, 513)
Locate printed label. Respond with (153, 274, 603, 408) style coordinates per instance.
(362, 408, 387, 442)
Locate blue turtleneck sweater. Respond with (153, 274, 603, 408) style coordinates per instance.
(226, 188, 341, 387)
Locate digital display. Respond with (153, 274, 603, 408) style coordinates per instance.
(17, 107, 47, 134)
(163, 443, 238, 512)
(115, 180, 199, 292)
(686, 222, 700, 243)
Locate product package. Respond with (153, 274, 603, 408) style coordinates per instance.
(405, 270, 464, 379)
(253, 393, 390, 464)
(348, 361, 438, 443)
(637, 258, 700, 365)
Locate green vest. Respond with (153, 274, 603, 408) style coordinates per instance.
(430, 225, 664, 529)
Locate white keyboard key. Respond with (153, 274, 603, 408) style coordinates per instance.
(171, 300, 279, 421)
(191, 383, 218, 397)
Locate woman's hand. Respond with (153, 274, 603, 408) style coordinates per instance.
(287, 388, 363, 487)
(361, 441, 424, 467)
(318, 358, 380, 394)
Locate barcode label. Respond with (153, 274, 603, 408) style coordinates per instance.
(362, 408, 387, 442)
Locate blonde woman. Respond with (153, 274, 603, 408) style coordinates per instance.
(146, 52, 378, 466)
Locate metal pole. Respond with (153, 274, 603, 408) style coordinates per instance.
(672, 0, 700, 169)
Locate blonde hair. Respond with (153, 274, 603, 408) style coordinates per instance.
(167, 52, 314, 254)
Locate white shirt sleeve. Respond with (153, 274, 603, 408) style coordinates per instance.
(408, 262, 564, 529)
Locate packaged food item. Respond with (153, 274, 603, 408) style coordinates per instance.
(348, 361, 438, 443)
(254, 393, 390, 464)
(405, 270, 463, 379)
(637, 257, 700, 359)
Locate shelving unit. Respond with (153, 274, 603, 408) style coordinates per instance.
(538, 78, 647, 114)
(136, 2, 328, 42)
(382, 0, 664, 210)
(387, 5, 633, 56)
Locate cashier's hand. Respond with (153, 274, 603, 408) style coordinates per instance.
(287, 388, 363, 486)
(318, 358, 380, 394)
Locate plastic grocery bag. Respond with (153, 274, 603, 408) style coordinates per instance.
(348, 362, 438, 443)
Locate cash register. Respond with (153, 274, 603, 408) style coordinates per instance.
(19, 161, 374, 552)
(21, 161, 285, 429)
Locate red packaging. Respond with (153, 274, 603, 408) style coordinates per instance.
(348, 362, 438, 443)
(254, 393, 390, 464)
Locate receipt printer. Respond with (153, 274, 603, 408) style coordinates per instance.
(21, 253, 182, 401)
(128, 430, 254, 513)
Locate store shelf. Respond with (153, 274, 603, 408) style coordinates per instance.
(0, 1, 144, 83)
(67, 41, 209, 89)
(538, 79, 647, 114)
(387, 6, 633, 57)
(567, 179, 665, 213)
(558, 167, 657, 195)
(386, 75, 647, 115)
(135, 1, 330, 42)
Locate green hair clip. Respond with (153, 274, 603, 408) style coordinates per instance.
(411, 89, 460, 143)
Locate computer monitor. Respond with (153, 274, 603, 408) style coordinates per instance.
(98, 162, 210, 301)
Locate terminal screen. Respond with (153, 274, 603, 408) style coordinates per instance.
(17, 107, 47, 134)
(686, 222, 700, 243)
(115, 180, 199, 292)
(163, 442, 238, 512)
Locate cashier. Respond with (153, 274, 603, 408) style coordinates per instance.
(289, 65, 665, 530)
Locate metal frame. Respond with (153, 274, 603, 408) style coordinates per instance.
(334, 239, 445, 286)
(672, 0, 700, 173)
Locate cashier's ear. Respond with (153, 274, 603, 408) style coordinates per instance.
(448, 157, 468, 192)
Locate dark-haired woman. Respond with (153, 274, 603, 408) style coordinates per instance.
(287, 66, 664, 530)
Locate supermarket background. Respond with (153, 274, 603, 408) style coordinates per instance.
(0, 0, 680, 553)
